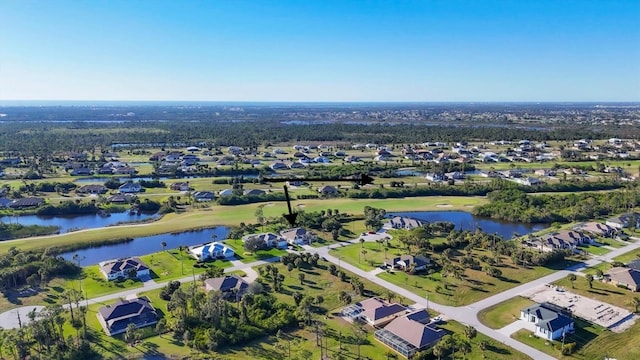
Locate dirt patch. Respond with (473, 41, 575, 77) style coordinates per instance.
(436, 204, 453, 208)
(521, 284, 634, 332)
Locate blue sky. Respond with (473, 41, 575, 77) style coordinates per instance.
(1, 0, 639, 101)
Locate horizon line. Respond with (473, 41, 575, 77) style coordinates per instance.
(2, 99, 640, 105)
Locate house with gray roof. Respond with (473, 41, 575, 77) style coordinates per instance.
(97, 296, 158, 336)
(606, 213, 640, 230)
(520, 303, 574, 341)
(384, 255, 433, 272)
(99, 257, 150, 281)
(383, 216, 425, 230)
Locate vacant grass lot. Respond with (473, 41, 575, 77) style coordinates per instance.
(553, 276, 636, 311)
(377, 248, 562, 306)
(223, 238, 288, 263)
(477, 296, 536, 329)
(439, 320, 532, 360)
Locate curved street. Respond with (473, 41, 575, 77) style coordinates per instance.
(2, 235, 639, 360)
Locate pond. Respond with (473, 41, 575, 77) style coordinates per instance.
(60, 227, 230, 266)
(0, 211, 158, 233)
(387, 211, 546, 239)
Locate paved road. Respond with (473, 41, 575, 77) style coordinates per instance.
(3, 234, 640, 359)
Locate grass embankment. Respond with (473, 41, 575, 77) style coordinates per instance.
(0, 196, 486, 254)
(477, 296, 536, 329)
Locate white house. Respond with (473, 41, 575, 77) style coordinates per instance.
(99, 257, 150, 281)
(118, 182, 142, 194)
(383, 216, 425, 230)
(189, 242, 235, 261)
(520, 303, 574, 341)
(280, 228, 316, 245)
(218, 189, 234, 197)
(242, 233, 288, 249)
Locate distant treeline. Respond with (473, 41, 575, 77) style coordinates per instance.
(1, 118, 639, 154)
(474, 187, 640, 223)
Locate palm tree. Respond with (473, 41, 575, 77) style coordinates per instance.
(586, 274, 594, 289)
(632, 297, 640, 313)
(568, 273, 577, 288)
(479, 340, 489, 358)
(161, 241, 167, 252)
(464, 325, 477, 340)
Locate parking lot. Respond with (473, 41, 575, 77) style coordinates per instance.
(521, 284, 636, 332)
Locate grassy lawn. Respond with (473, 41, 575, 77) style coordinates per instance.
(263, 261, 409, 310)
(553, 276, 635, 311)
(612, 248, 640, 264)
(0, 278, 68, 313)
(511, 317, 607, 360)
(223, 238, 288, 263)
(330, 240, 399, 271)
(581, 262, 611, 276)
(378, 248, 560, 306)
(579, 244, 611, 256)
(439, 320, 531, 360)
(477, 296, 536, 329)
(64, 265, 144, 299)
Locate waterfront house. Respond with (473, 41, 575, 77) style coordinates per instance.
(242, 232, 288, 249)
(189, 242, 234, 261)
(99, 257, 150, 281)
(573, 222, 616, 238)
(76, 184, 108, 195)
(118, 182, 142, 194)
(383, 216, 425, 230)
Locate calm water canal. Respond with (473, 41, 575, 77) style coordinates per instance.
(0, 211, 158, 233)
(60, 227, 230, 266)
(387, 211, 546, 239)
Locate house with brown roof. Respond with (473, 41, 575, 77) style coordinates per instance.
(375, 310, 445, 358)
(606, 267, 640, 291)
(97, 296, 158, 336)
(573, 222, 616, 238)
(99, 257, 150, 281)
